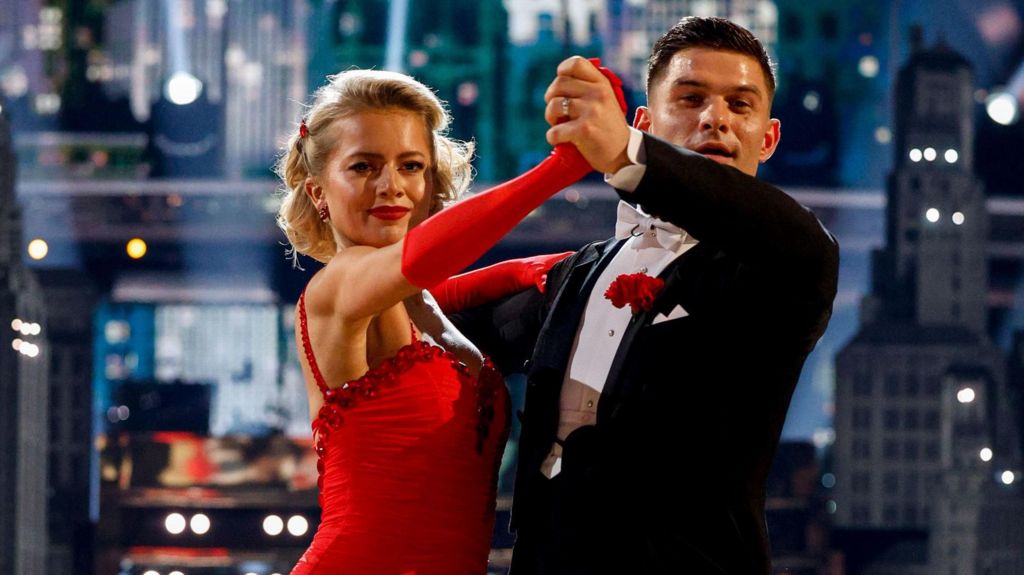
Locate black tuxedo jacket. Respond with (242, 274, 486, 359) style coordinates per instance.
(453, 134, 839, 574)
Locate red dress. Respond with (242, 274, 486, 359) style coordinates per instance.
(290, 293, 510, 575)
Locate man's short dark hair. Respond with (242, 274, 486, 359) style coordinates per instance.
(647, 16, 776, 99)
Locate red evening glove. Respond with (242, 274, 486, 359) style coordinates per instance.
(402, 59, 626, 289)
(429, 252, 574, 314)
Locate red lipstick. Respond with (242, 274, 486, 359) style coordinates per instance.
(368, 205, 410, 220)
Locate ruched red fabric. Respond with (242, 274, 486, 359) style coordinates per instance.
(290, 293, 510, 575)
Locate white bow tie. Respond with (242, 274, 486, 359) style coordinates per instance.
(614, 200, 686, 251)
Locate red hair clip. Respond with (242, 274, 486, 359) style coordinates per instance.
(299, 119, 309, 139)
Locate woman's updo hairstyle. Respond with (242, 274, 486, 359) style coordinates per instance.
(275, 69, 474, 264)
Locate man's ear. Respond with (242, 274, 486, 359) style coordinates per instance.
(633, 106, 652, 132)
(759, 118, 781, 163)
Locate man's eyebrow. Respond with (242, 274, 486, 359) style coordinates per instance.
(671, 79, 764, 98)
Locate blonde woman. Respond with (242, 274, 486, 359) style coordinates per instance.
(276, 68, 603, 574)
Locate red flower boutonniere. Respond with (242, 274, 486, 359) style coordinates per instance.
(604, 273, 665, 314)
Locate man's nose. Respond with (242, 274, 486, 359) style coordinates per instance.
(699, 99, 729, 132)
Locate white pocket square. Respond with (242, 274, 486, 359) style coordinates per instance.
(652, 304, 689, 324)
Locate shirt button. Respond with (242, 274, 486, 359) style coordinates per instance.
(586, 400, 594, 408)
(608, 329, 615, 337)
(639, 266, 648, 274)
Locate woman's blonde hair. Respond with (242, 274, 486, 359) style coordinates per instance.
(275, 69, 474, 264)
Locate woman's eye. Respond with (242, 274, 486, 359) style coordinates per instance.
(349, 162, 372, 173)
(402, 161, 425, 172)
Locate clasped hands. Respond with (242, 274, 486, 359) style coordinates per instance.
(543, 56, 633, 175)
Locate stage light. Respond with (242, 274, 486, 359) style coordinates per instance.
(169, 571, 184, 575)
(957, 387, 976, 403)
(986, 91, 1019, 125)
(925, 208, 940, 223)
(909, 148, 922, 162)
(27, 238, 48, 260)
(12, 338, 22, 351)
(126, 238, 148, 259)
(802, 91, 820, 112)
(263, 514, 284, 536)
(980, 448, 993, 462)
(165, 72, 203, 106)
(287, 515, 309, 536)
(1001, 470, 1015, 485)
(944, 149, 959, 163)
(165, 512, 186, 534)
(10, 319, 21, 331)
(952, 212, 965, 225)
(923, 147, 937, 162)
(858, 55, 879, 78)
(190, 513, 210, 535)
(143, 571, 160, 575)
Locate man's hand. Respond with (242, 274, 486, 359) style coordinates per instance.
(544, 56, 632, 174)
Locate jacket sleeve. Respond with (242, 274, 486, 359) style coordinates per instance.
(623, 133, 839, 349)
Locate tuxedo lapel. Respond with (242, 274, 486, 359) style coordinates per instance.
(532, 238, 626, 374)
(597, 240, 717, 420)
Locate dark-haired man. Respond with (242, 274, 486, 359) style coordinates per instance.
(455, 16, 838, 574)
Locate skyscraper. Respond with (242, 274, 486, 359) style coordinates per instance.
(101, 0, 307, 177)
(604, 0, 779, 103)
(0, 101, 49, 575)
(308, 0, 507, 179)
(833, 33, 1024, 573)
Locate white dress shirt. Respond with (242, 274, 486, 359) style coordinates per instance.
(542, 128, 698, 478)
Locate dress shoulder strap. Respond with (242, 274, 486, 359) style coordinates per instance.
(298, 290, 330, 396)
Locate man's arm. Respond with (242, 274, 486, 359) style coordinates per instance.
(626, 132, 836, 273)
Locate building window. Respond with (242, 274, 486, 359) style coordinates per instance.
(853, 471, 871, 493)
(884, 440, 899, 460)
(885, 373, 900, 395)
(820, 13, 838, 39)
(852, 505, 871, 523)
(925, 441, 940, 461)
(853, 438, 872, 458)
(853, 372, 873, 396)
(884, 472, 899, 494)
(883, 505, 899, 524)
(782, 12, 802, 40)
(904, 409, 919, 430)
(925, 376, 941, 395)
(904, 505, 918, 524)
(905, 374, 919, 397)
(51, 352, 64, 377)
(904, 472, 919, 498)
(924, 409, 940, 430)
(951, 301, 960, 318)
(884, 409, 900, 430)
(853, 407, 872, 429)
(904, 440, 919, 461)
